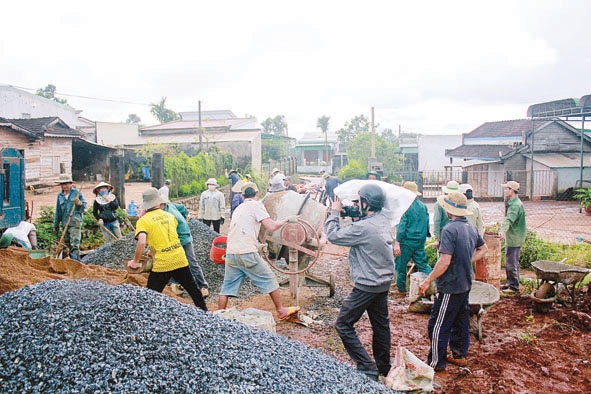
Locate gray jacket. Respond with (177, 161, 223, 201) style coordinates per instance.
(325, 210, 395, 293)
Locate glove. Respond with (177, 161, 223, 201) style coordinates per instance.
(287, 215, 298, 223)
(73, 197, 83, 206)
(98, 219, 104, 226)
(220, 217, 225, 225)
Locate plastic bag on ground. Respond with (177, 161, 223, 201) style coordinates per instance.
(333, 180, 417, 227)
(385, 346, 434, 392)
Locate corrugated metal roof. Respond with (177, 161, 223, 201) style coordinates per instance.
(446, 144, 514, 159)
(141, 118, 258, 132)
(139, 130, 260, 144)
(466, 119, 533, 138)
(522, 152, 591, 168)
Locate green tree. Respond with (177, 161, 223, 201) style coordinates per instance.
(262, 139, 286, 162)
(150, 97, 180, 124)
(36, 84, 67, 104)
(317, 115, 330, 163)
(261, 115, 288, 136)
(337, 159, 367, 181)
(336, 114, 372, 149)
(126, 114, 141, 124)
(347, 132, 402, 175)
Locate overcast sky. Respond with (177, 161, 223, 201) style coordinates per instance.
(2, 0, 590, 138)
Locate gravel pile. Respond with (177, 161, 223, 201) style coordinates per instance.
(0, 280, 396, 393)
(82, 218, 259, 298)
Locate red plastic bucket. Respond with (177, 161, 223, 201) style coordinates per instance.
(210, 236, 227, 265)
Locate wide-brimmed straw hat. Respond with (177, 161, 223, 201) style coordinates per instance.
(437, 192, 473, 217)
(93, 181, 114, 195)
(402, 181, 421, 196)
(241, 182, 259, 197)
(501, 181, 520, 192)
(441, 180, 460, 194)
(272, 168, 280, 174)
(56, 174, 73, 184)
(141, 187, 166, 210)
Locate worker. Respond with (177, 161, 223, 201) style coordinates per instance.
(4, 221, 38, 250)
(53, 174, 87, 261)
(92, 181, 122, 243)
(198, 178, 225, 233)
(128, 188, 207, 311)
(325, 184, 395, 381)
(267, 173, 286, 193)
(231, 182, 245, 216)
(460, 184, 484, 236)
(284, 176, 297, 192)
(433, 180, 459, 246)
(393, 181, 432, 294)
(218, 182, 300, 321)
(225, 169, 240, 216)
(499, 181, 527, 294)
(366, 171, 380, 180)
(162, 197, 210, 298)
(142, 164, 151, 181)
(419, 192, 487, 372)
(322, 173, 343, 205)
(158, 179, 171, 202)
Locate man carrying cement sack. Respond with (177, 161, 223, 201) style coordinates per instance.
(418, 192, 487, 371)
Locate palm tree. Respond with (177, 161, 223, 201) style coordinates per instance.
(317, 115, 330, 163)
(150, 97, 179, 124)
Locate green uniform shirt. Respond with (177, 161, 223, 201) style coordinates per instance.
(501, 197, 526, 247)
(433, 201, 450, 240)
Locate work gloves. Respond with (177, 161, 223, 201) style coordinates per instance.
(98, 219, 104, 226)
(72, 197, 83, 206)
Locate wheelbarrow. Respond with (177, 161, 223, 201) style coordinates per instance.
(529, 259, 590, 312)
(469, 281, 500, 341)
(408, 275, 499, 341)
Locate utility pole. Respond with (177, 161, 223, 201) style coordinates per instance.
(368, 107, 377, 172)
(198, 100, 203, 151)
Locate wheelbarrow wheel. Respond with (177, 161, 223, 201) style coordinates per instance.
(533, 282, 556, 313)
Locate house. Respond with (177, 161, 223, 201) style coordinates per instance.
(0, 117, 116, 187)
(136, 115, 262, 172)
(0, 85, 83, 129)
(294, 132, 340, 174)
(446, 119, 591, 197)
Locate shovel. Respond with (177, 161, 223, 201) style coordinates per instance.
(84, 210, 120, 240)
(55, 203, 77, 258)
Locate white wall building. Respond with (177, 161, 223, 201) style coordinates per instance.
(418, 134, 463, 172)
(0, 85, 82, 129)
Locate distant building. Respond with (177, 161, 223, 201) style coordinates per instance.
(294, 132, 340, 174)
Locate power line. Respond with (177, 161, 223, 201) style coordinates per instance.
(0, 83, 151, 107)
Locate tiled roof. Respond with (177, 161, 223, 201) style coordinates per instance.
(446, 144, 515, 160)
(8, 117, 82, 137)
(466, 119, 533, 138)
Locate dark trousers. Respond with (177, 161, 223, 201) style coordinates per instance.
(203, 219, 221, 233)
(335, 287, 391, 376)
(147, 266, 208, 311)
(427, 291, 470, 370)
(505, 246, 521, 290)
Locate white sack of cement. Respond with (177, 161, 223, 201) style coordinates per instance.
(334, 180, 417, 227)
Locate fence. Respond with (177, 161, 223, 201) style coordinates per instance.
(391, 169, 591, 245)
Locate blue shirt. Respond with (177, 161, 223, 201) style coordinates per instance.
(437, 217, 484, 294)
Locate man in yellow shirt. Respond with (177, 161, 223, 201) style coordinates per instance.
(128, 188, 207, 311)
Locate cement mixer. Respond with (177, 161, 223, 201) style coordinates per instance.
(259, 190, 334, 304)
